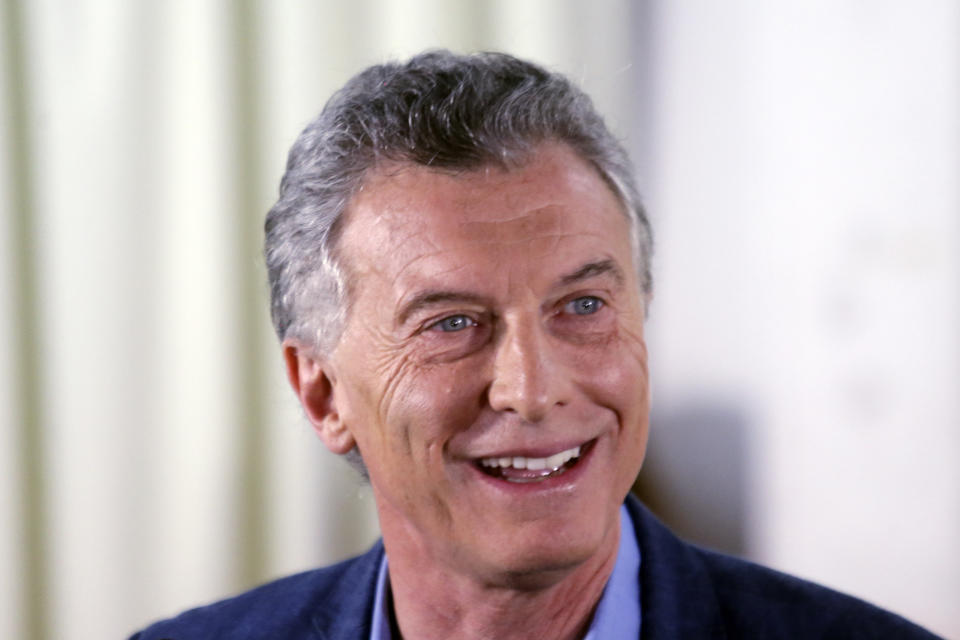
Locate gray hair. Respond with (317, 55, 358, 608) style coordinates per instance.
(265, 50, 653, 355)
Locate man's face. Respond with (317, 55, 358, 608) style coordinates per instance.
(323, 144, 650, 583)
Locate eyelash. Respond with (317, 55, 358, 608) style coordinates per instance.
(563, 295, 605, 316)
(428, 314, 478, 333)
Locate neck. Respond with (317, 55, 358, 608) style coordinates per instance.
(381, 519, 621, 640)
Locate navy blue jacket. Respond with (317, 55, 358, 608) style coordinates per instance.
(130, 496, 940, 639)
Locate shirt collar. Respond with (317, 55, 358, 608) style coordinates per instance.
(583, 504, 642, 639)
(369, 545, 393, 640)
(370, 504, 641, 640)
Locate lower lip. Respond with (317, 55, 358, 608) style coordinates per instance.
(470, 439, 597, 494)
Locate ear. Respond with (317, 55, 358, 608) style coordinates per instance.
(282, 339, 356, 455)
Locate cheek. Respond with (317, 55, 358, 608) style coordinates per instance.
(575, 328, 651, 474)
(365, 363, 489, 532)
(397, 361, 489, 438)
(613, 334, 651, 471)
(575, 330, 649, 413)
(358, 357, 489, 474)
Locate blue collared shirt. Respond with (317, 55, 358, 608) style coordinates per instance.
(370, 504, 641, 639)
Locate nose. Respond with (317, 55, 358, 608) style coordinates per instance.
(487, 316, 570, 422)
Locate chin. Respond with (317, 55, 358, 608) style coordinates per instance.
(472, 518, 613, 588)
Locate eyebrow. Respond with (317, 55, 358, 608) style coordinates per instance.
(395, 259, 625, 326)
(396, 290, 490, 326)
(556, 258, 625, 288)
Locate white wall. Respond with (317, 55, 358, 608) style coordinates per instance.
(645, 2, 959, 636)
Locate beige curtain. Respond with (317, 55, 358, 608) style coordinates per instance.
(0, 1, 642, 638)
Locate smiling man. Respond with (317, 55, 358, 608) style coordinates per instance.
(130, 51, 939, 640)
(307, 143, 650, 639)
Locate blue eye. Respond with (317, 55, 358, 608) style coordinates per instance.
(567, 296, 604, 315)
(432, 315, 476, 332)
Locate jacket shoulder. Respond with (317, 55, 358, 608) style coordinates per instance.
(696, 546, 941, 639)
(129, 542, 383, 640)
(624, 495, 940, 639)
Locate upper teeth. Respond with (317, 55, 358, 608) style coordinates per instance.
(479, 445, 581, 471)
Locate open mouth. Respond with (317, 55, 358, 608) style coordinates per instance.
(475, 440, 594, 483)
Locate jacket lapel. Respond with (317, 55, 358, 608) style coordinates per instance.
(310, 540, 384, 640)
(626, 495, 729, 639)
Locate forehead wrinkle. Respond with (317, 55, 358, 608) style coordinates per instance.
(390, 251, 474, 294)
(459, 231, 583, 249)
(457, 203, 566, 233)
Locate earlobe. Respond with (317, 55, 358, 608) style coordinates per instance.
(282, 340, 356, 455)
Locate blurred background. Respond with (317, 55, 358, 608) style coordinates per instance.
(1, 1, 957, 638)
